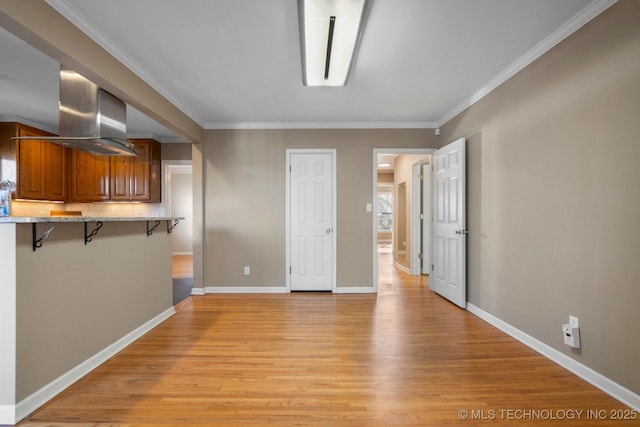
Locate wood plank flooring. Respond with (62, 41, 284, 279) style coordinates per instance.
(172, 255, 193, 279)
(20, 254, 634, 426)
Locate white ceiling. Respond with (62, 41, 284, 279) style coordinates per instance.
(377, 153, 396, 172)
(0, 0, 612, 141)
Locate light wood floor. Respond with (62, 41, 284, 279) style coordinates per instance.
(172, 254, 193, 279)
(20, 255, 631, 426)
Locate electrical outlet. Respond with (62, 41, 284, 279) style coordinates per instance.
(563, 315, 581, 348)
(243, 266, 250, 275)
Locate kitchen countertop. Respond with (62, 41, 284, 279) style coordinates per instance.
(0, 216, 184, 223)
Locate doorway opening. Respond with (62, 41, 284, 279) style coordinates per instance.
(164, 161, 193, 304)
(373, 149, 434, 292)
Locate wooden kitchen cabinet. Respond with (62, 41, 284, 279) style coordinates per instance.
(110, 139, 161, 202)
(2, 124, 161, 203)
(0, 122, 67, 201)
(69, 150, 110, 202)
(110, 152, 131, 200)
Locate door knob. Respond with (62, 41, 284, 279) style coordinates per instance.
(455, 229, 468, 235)
(326, 228, 332, 234)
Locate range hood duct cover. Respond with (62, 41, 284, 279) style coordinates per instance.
(56, 66, 137, 156)
(15, 66, 137, 156)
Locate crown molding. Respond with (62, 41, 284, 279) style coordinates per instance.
(45, 0, 204, 128)
(0, 115, 57, 134)
(437, 0, 618, 127)
(204, 121, 438, 130)
(45, 0, 617, 132)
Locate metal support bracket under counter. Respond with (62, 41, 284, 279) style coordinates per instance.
(0, 216, 184, 251)
(32, 222, 56, 251)
(85, 221, 104, 245)
(147, 220, 161, 236)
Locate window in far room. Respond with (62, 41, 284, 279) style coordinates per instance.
(378, 191, 392, 231)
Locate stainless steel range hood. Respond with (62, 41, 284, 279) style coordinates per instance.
(14, 66, 137, 156)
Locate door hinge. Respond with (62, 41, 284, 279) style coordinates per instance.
(289, 266, 292, 274)
(420, 213, 424, 220)
(419, 174, 424, 181)
(418, 252, 423, 260)
(431, 264, 434, 271)
(289, 165, 292, 173)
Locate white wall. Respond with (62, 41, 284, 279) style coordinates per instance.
(169, 170, 193, 254)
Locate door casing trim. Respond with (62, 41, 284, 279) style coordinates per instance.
(285, 149, 337, 292)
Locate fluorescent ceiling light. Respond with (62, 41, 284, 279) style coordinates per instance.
(378, 162, 391, 168)
(298, 0, 369, 86)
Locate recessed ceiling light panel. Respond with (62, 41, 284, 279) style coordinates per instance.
(298, 0, 369, 86)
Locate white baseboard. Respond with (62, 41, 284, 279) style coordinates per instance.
(202, 285, 376, 294)
(467, 303, 640, 412)
(334, 286, 376, 294)
(204, 286, 288, 294)
(393, 262, 411, 274)
(14, 306, 176, 424)
(191, 287, 205, 296)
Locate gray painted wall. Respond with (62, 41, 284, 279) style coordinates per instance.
(16, 222, 172, 400)
(203, 129, 437, 289)
(162, 143, 192, 161)
(439, 0, 640, 394)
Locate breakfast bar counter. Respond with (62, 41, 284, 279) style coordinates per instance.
(0, 216, 182, 223)
(0, 217, 182, 423)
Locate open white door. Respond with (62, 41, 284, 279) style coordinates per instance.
(421, 161, 430, 274)
(411, 159, 431, 275)
(432, 138, 466, 308)
(288, 151, 335, 291)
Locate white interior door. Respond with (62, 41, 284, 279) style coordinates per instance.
(288, 151, 335, 291)
(432, 138, 466, 308)
(421, 161, 430, 274)
(412, 159, 430, 275)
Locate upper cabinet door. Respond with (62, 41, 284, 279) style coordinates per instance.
(130, 141, 150, 200)
(69, 150, 110, 202)
(110, 155, 132, 200)
(16, 135, 46, 199)
(44, 142, 67, 200)
(130, 139, 161, 202)
(15, 124, 67, 201)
